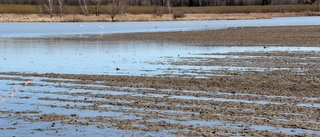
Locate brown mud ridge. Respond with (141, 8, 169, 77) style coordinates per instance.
(44, 26, 320, 47)
(1, 49, 320, 136)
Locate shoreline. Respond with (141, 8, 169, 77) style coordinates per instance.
(0, 12, 319, 22)
(33, 25, 320, 47)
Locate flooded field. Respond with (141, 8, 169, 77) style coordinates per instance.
(1, 16, 320, 38)
(1, 42, 320, 136)
(1, 18, 320, 136)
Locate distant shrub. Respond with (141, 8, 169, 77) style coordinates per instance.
(305, 11, 320, 16)
(153, 5, 163, 17)
(172, 12, 185, 19)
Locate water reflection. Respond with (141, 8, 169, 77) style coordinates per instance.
(0, 38, 201, 75)
(1, 16, 320, 76)
(1, 38, 320, 76)
(0, 16, 320, 38)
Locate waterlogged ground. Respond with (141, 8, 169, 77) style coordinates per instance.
(1, 16, 320, 38)
(1, 46, 320, 136)
(1, 25, 320, 136)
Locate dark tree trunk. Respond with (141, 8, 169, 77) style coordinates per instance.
(189, 0, 194, 6)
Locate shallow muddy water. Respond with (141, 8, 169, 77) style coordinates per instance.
(2, 38, 320, 77)
(1, 17, 320, 136)
(0, 16, 320, 37)
(0, 73, 319, 136)
(1, 38, 320, 136)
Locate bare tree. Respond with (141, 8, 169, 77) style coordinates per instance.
(79, 0, 89, 15)
(153, 3, 163, 17)
(198, 0, 202, 6)
(109, 1, 118, 22)
(38, 1, 43, 15)
(3, 0, 320, 9)
(117, 0, 127, 14)
(38, 0, 54, 18)
(57, 0, 65, 18)
(94, 0, 102, 16)
(167, 0, 172, 15)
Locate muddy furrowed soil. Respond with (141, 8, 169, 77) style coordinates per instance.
(48, 26, 320, 47)
(1, 26, 320, 136)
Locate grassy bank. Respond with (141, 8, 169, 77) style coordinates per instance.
(170, 5, 319, 14)
(0, 4, 318, 14)
(0, 4, 319, 22)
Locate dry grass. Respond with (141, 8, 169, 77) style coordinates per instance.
(0, 4, 319, 22)
(0, 4, 37, 14)
(173, 5, 319, 14)
(1, 4, 318, 14)
(182, 12, 320, 20)
(0, 14, 111, 22)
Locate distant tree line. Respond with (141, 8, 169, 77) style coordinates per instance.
(0, 0, 319, 6)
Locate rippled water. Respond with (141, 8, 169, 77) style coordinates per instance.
(2, 38, 320, 76)
(1, 16, 319, 76)
(1, 16, 320, 137)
